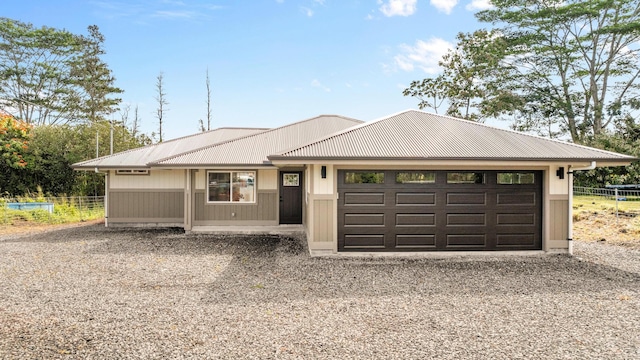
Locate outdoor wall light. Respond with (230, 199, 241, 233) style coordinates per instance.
(556, 167, 565, 179)
(321, 166, 327, 179)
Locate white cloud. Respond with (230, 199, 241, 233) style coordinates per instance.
(430, 0, 458, 14)
(379, 0, 417, 17)
(465, 0, 493, 11)
(394, 37, 453, 74)
(151, 10, 196, 19)
(311, 79, 331, 92)
(301, 6, 314, 16)
(314, 0, 326, 5)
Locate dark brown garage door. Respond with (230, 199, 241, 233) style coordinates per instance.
(338, 170, 542, 251)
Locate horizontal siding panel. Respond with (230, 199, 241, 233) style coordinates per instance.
(194, 191, 277, 222)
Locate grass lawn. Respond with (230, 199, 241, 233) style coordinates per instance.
(572, 195, 640, 249)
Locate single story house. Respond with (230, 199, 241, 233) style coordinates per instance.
(73, 110, 634, 255)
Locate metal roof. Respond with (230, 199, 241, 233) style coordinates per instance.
(152, 115, 364, 166)
(73, 127, 268, 169)
(269, 110, 635, 162)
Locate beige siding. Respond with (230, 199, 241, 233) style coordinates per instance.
(193, 190, 277, 224)
(110, 170, 185, 189)
(195, 169, 206, 190)
(549, 199, 569, 241)
(258, 169, 277, 190)
(313, 164, 334, 194)
(549, 165, 569, 195)
(313, 199, 334, 242)
(109, 190, 184, 222)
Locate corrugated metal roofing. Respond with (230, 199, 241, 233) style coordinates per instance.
(269, 110, 634, 162)
(153, 115, 364, 166)
(73, 127, 268, 168)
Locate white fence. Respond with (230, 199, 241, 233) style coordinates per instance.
(573, 186, 640, 201)
(573, 186, 640, 220)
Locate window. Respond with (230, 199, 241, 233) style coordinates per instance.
(207, 171, 255, 203)
(498, 172, 535, 184)
(345, 171, 384, 184)
(447, 172, 485, 184)
(115, 169, 149, 175)
(396, 171, 435, 184)
(283, 173, 299, 186)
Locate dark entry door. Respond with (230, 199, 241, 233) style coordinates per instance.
(279, 171, 303, 224)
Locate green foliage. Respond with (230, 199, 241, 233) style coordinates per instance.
(0, 120, 149, 196)
(574, 116, 640, 187)
(405, 0, 640, 141)
(0, 17, 150, 196)
(0, 18, 123, 125)
(0, 196, 104, 226)
(0, 113, 32, 169)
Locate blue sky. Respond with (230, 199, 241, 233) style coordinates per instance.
(5, 0, 492, 140)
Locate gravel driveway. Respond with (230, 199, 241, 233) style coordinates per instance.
(0, 225, 638, 359)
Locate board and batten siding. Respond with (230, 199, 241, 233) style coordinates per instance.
(546, 195, 569, 252)
(312, 197, 334, 243)
(109, 190, 184, 223)
(193, 191, 277, 225)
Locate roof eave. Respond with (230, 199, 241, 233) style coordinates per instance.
(268, 156, 636, 165)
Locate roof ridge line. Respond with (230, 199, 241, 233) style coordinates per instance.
(273, 109, 417, 157)
(151, 114, 364, 165)
(73, 127, 269, 167)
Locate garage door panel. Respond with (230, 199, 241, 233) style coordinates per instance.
(344, 213, 385, 227)
(447, 192, 486, 205)
(396, 192, 436, 205)
(343, 234, 385, 249)
(338, 170, 542, 252)
(343, 192, 385, 205)
(497, 213, 535, 225)
(447, 213, 486, 226)
(446, 234, 486, 247)
(496, 192, 536, 205)
(396, 213, 436, 227)
(496, 234, 535, 247)
(396, 235, 436, 248)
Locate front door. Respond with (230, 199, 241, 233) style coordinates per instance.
(279, 171, 303, 224)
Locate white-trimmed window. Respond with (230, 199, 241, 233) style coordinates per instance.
(115, 169, 149, 175)
(207, 171, 256, 203)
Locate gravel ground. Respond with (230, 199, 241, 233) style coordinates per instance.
(0, 225, 638, 359)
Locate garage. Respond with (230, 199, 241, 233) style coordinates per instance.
(338, 170, 543, 251)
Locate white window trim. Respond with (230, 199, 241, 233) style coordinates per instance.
(206, 170, 256, 204)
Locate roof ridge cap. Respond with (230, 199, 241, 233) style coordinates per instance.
(152, 115, 364, 165)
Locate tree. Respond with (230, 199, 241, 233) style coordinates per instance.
(0, 112, 31, 169)
(0, 18, 81, 125)
(68, 25, 123, 123)
(404, 0, 640, 142)
(404, 30, 521, 122)
(477, 0, 640, 142)
(575, 116, 640, 186)
(154, 72, 168, 142)
(0, 19, 123, 125)
(206, 68, 212, 131)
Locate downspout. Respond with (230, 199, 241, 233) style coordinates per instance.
(567, 161, 596, 254)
